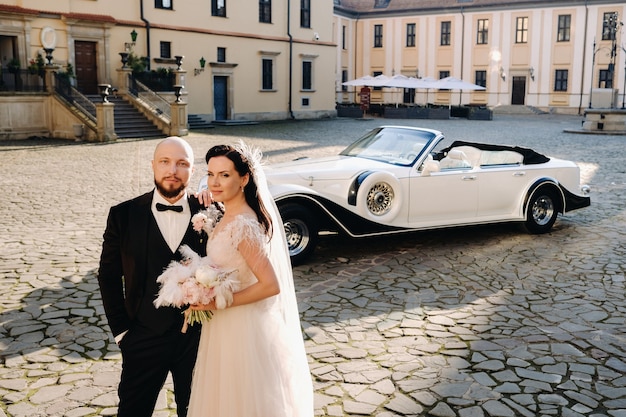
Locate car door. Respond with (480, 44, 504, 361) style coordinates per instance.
(475, 165, 529, 221)
(407, 165, 478, 227)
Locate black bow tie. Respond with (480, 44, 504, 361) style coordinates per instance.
(156, 203, 183, 212)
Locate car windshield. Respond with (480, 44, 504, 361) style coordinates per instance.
(339, 127, 436, 166)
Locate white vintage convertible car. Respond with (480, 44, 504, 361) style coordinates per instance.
(265, 126, 591, 265)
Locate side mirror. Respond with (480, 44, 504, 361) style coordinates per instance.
(420, 159, 440, 176)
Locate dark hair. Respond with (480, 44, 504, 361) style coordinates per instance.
(205, 144, 272, 238)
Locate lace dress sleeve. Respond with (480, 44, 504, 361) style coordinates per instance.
(227, 215, 267, 250)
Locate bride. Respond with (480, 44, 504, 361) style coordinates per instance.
(187, 143, 313, 417)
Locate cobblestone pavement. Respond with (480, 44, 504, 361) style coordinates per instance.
(1, 114, 625, 417)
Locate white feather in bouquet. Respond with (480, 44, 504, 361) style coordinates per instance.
(153, 244, 239, 332)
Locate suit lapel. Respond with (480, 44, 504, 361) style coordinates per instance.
(129, 192, 153, 284)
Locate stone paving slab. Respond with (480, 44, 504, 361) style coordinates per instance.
(1, 114, 625, 416)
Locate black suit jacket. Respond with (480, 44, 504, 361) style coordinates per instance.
(98, 191, 207, 337)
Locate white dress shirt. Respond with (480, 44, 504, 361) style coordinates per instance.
(151, 190, 191, 252)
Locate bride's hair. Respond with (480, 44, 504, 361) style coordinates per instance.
(205, 144, 273, 239)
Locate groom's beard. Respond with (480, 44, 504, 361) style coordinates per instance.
(155, 178, 186, 199)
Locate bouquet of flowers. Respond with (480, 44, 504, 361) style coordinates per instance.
(153, 206, 239, 332)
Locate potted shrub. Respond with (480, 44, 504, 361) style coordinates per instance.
(336, 103, 364, 118)
(383, 104, 408, 119)
(7, 58, 20, 74)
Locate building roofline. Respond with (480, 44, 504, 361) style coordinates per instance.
(334, 0, 625, 18)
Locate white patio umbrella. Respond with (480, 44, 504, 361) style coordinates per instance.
(381, 74, 436, 89)
(342, 75, 377, 86)
(342, 74, 392, 87)
(430, 76, 486, 90)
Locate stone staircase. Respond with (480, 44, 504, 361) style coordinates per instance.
(87, 95, 165, 139)
(187, 114, 214, 130)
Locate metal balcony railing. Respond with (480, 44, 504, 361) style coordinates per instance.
(54, 73, 96, 122)
(127, 73, 171, 120)
(0, 69, 46, 92)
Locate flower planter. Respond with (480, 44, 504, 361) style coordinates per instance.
(383, 107, 408, 119)
(336, 105, 363, 118)
(468, 107, 493, 120)
(428, 108, 450, 119)
(407, 107, 429, 119)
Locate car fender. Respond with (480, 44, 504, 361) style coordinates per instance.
(355, 171, 403, 223)
(522, 178, 564, 215)
(269, 183, 322, 200)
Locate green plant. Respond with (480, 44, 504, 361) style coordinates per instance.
(65, 63, 74, 78)
(28, 54, 45, 76)
(56, 63, 75, 82)
(128, 52, 147, 74)
(7, 58, 20, 73)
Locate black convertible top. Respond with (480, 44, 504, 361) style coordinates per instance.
(436, 141, 550, 165)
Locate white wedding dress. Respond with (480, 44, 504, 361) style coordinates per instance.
(187, 213, 313, 417)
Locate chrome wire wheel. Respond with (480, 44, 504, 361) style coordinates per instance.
(366, 182, 394, 216)
(284, 219, 310, 257)
(531, 195, 555, 226)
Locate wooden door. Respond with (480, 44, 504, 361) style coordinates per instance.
(74, 41, 98, 94)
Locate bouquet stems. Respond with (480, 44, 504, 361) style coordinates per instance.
(181, 308, 213, 333)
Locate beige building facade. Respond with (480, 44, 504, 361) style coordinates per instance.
(2, 0, 625, 140)
(334, 0, 626, 114)
(0, 0, 336, 137)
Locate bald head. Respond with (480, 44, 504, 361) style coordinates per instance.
(152, 136, 195, 202)
(154, 136, 194, 162)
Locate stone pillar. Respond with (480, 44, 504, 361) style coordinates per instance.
(170, 101, 189, 136)
(116, 67, 133, 95)
(44, 65, 60, 93)
(95, 102, 118, 141)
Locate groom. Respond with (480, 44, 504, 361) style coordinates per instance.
(98, 136, 207, 417)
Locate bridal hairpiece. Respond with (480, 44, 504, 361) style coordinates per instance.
(233, 140, 264, 179)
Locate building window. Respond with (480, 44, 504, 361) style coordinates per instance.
(373, 70, 383, 90)
(302, 61, 312, 90)
(557, 15, 570, 42)
(440, 21, 451, 46)
(160, 41, 171, 58)
(374, 24, 383, 48)
(406, 23, 416, 47)
(476, 19, 488, 45)
(439, 70, 450, 79)
(212, 0, 226, 17)
(155, 0, 172, 9)
(342, 69, 348, 92)
(403, 88, 415, 104)
(259, 0, 271, 23)
(599, 69, 613, 88)
(554, 69, 568, 91)
(301, 0, 310, 28)
(515, 17, 528, 44)
(439, 21, 452, 45)
(262, 58, 273, 90)
(475, 70, 487, 88)
(342, 25, 346, 49)
(217, 47, 226, 63)
(602, 12, 618, 40)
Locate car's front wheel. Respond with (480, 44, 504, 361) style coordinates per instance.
(279, 204, 319, 266)
(523, 188, 559, 234)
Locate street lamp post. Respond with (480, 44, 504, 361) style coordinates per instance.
(589, 38, 596, 109)
(622, 45, 626, 109)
